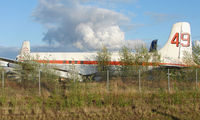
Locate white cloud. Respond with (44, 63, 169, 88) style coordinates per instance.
(33, 0, 143, 51)
(75, 23, 124, 50)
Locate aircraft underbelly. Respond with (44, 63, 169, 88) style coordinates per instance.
(54, 64, 98, 75)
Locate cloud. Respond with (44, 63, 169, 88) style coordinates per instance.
(75, 23, 125, 50)
(126, 40, 146, 49)
(145, 12, 178, 22)
(33, 0, 142, 51)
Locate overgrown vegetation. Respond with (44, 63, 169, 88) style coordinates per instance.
(182, 42, 200, 66)
(0, 78, 199, 120)
(0, 45, 200, 119)
(192, 43, 200, 65)
(151, 50, 161, 65)
(8, 54, 59, 91)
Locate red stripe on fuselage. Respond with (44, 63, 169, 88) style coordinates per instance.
(34, 60, 189, 67)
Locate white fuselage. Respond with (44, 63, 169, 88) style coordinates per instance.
(28, 52, 120, 75)
(15, 22, 193, 78)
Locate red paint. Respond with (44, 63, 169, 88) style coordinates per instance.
(171, 33, 179, 47)
(171, 33, 191, 47)
(181, 33, 190, 47)
(34, 60, 190, 67)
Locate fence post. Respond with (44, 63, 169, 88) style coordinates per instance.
(39, 70, 41, 96)
(73, 72, 76, 83)
(139, 69, 141, 92)
(196, 69, 198, 89)
(107, 70, 109, 91)
(168, 68, 170, 92)
(2, 70, 4, 89)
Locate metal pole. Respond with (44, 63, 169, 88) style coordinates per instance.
(107, 70, 109, 91)
(139, 70, 141, 92)
(2, 70, 4, 89)
(196, 69, 198, 89)
(73, 65, 76, 83)
(168, 68, 170, 92)
(39, 70, 41, 96)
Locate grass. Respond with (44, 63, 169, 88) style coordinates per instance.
(0, 77, 199, 120)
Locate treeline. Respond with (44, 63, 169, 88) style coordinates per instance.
(96, 45, 161, 73)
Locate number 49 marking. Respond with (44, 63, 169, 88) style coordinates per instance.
(171, 33, 190, 47)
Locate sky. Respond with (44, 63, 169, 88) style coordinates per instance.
(0, 0, 200, 58)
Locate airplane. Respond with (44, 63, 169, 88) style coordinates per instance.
(0, 22, 193, 80)
(0, 61, 8, 68)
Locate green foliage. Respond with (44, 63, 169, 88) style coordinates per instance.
(0, 95, 6, 106)
(134, 46, 150, 65)
(192, 44, 200, 65)
(183, 43, 200, 66)
(96, 45, 112, 72)
(17, 54, 59, 91)
(151, 51, 161, 65)
(68, 63, 82, 82)
(182, 51, 194, 65)
(45, 93, 67, 110)
(119, 46, 151, 73)
(19, 55, 41, 88)
(0, 67, 3, 72)
(118, 46, 161, 80)
(119, 46, 134, 72)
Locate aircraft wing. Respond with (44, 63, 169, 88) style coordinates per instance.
(53, 67, 84, 75)
(159, 63, 188, 68)
(53, 67, 69, 73)
(0, 57, 19, 64)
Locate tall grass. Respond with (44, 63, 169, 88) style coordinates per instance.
(0, 76, 200, 119)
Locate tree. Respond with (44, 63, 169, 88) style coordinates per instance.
(182, 42, 199, 66)
(119, 46, 134, 72)
(96, 45, 112, 72)
(134, 46, 150, 70)
(192, 44, 200, 65)
(151, 51, 161, 66)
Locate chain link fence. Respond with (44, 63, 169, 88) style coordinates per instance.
(99, 68, 200, 92)
(0, 68, 60, 95)
(0, 67, 200, 95)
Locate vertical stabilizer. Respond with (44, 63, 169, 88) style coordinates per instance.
(18, 41, 30, 60)
(159, 22, 192, 64)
